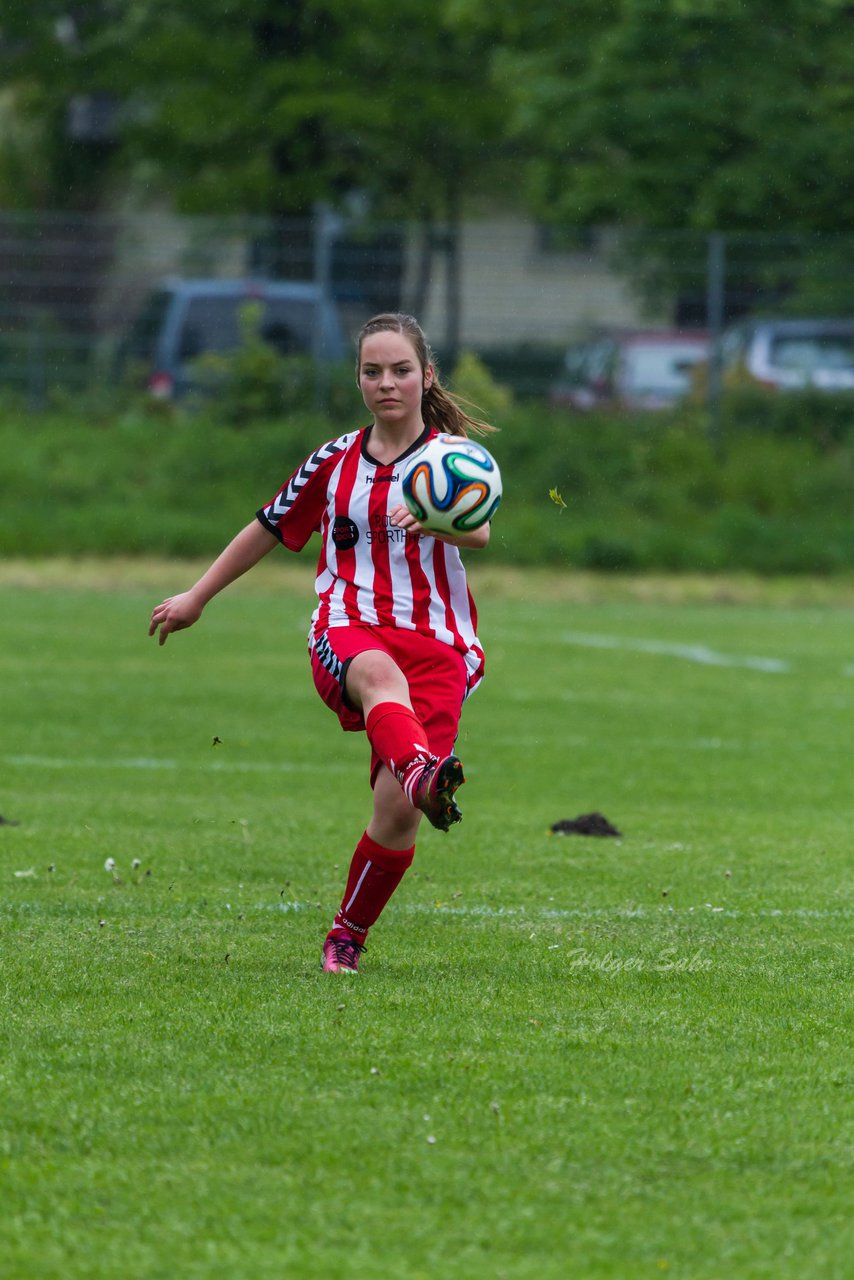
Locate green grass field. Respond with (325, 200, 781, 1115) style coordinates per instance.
(2, 560, 853, 1279)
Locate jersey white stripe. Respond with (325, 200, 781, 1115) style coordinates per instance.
(388, 543, 415, 631)
(418, 538, 455, 648)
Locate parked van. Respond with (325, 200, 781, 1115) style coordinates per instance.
(121, 278, 349, 397)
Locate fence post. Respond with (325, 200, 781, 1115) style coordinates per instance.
(444, 176, 462, 369)
(312, 202, 338, 411)
(27, 316, 46, 414)
(706, 232, 726, 455)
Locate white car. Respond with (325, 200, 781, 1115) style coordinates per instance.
(720, 318, 854, 390)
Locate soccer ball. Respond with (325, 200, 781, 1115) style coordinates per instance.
(401, 434, 502, 535)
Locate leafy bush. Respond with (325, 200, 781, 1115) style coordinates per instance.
(720, 387, 854, 449)
(189, 301, 359, 425)
(4, 400, 854, 573)
(448, 352, 513, 419)
(469, 343, 567, 399)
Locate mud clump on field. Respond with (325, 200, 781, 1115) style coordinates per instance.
(551, 812, 622, 838)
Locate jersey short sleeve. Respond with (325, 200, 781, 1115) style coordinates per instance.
(256, 431, 357, 552)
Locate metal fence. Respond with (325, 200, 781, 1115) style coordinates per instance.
(3, 208, 854, 406)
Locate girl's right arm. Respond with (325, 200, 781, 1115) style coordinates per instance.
(148, 519, 278, 646)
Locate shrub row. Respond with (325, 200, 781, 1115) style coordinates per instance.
(3, 396, 854, 574)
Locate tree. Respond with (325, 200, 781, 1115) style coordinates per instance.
(1, 1, 512, 213)
(1, 1, 517, 356)
(333, 0, 514, 351)
(464, 0, 854, 234)
(0, 4, 124, 210)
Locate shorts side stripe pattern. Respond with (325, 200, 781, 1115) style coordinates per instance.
(313, 629, 344, 684)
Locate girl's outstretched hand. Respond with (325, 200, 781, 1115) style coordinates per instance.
(148, 592, 203, 646)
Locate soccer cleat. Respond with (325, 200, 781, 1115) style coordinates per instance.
(322, 934, 365, 974)
(413, 754, 465, 832)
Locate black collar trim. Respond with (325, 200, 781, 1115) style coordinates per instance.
(361, 423, 431, 468)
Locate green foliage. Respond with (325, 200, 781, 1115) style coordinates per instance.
(474, 344, 567, 400)
(474, 0, 854, 235)
(0, 1, 514, 221)
(5, 0, 854, 245)
(0, 8, 123, 210)
(186, 302, 360, 425)
(721, 386, 854, 449)
(3, 575, 854, 1277)
(0, 410, 336, 558)
(4, 400, 854, 572)
(449, 351, 513, 419)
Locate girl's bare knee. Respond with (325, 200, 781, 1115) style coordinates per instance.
(346, 650, 410, 711)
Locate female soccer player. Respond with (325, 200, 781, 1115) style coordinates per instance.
(149, 313, 495, 974)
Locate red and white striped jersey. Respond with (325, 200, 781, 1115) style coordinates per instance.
(256, 425, 485, 691)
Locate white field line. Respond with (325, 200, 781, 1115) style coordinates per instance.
(1, 754, 350, 774)
(558, 631, 790, 673)
(264, 900, 854, 922)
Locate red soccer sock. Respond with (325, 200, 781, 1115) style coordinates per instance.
(331, 831, 416, 941)
(365, 701, 432, 791)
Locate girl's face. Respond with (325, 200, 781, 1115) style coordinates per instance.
(358, 331, 433, 432)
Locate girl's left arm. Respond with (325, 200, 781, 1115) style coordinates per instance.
(437, 523, 490, 550)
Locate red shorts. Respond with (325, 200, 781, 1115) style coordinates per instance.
(310, 625, 469, 785)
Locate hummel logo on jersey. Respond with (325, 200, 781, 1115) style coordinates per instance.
(366, 472, 399, 484)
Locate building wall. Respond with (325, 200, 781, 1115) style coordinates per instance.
(417, 217, 654, 348)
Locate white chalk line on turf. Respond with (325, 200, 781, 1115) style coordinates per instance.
(558, 631, 790, 673)
(263, 900, 854, 922)
(2, 754, 349, 774)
